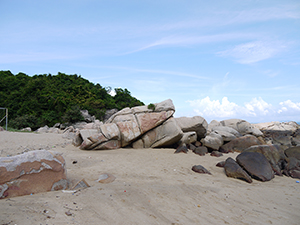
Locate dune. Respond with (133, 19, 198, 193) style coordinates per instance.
(0, 131, 299, 225)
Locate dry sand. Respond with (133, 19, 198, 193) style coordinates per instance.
(0, 131, 299, 225)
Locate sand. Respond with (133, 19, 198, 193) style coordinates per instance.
(0, 131, 299, 225)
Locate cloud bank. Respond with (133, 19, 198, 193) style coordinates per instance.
(188, 97, 300, 123)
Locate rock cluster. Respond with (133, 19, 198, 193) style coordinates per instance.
(72, 99, 300, 182)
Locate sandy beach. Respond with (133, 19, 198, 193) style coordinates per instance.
(0, 131, 299, 225)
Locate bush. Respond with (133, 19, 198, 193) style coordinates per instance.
(9, 114, 39, 130)
(62, 106, 84, 124)
(147, 103, 156, 111)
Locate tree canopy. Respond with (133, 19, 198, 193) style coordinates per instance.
(0, 71, 144, 129)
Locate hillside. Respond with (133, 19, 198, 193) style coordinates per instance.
(0, 70, 144, 129)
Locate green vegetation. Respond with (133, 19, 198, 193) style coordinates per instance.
(0, 70, 144, 130)
(147, 103, 156, 111)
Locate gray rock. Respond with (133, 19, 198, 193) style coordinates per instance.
(175, 116, 208, 139)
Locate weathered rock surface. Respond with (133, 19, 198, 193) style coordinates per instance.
(0, 150, 67, 199)
(211, 126, 242, 142)
(220, 119, 263, 136)
(285, 146, 300, 160)
(244, 145, 285, 175)
(175, 116, 207, 140)
(224, 157, 252, 183)
(220, 135, 262, 153)
(133, 117, 183, 148)
(193, 146, 208, 156)
(178, 132, 197, 146)
(236, 152, 274, 182)
(201, 132, 223, 150)
(210, 151, 223, 157)
(76, 99, 176, 150)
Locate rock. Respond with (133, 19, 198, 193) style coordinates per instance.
(134, 117, 183, 148)
(178, 132, 197, 146)
(36, 125, 49, 133)
(193, 146, 208, 156)
(292, 129, 300, 146)
(175, 116, 208, 140)
(262, 130, 293, 147)
(73, 122, 88, 130)
(224, 157, 252, 183)
(243, 145, 285, 175)
(289, 170, 300, 179)
(116, 120, 141, 147)
(20, 127, 32, 132)
(0, 150, 68, 199)
(220, 135, 262, 153)
(211, 126, 242, 142)
(174, 144, 189, 153)
(0, 126, 4, 131)
(284, 157, 300, 172)
(285, 146, 300, 160)
(254, 121, 299, 133)
(73, 130, 83, 147)
(201, 132, 223, 150)
(220, 119, 263, 136)
(216, 161, 225, 167)
(207, 120, 221, 132)
(192, 165, 211, 175)
(187, 143, 196, 151)
(80, 109, 95, 123)
(210, 151, 223, 157)
(71, 179, 90, 190)
(96, 173, 116, 183)
(236, 152, 274, 182)
(103, 109, 118, 123)
(83, 120, 103, 130)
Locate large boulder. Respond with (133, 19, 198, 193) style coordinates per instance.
(220, 135, 262, 153)
(175, 116, 208, 140)
(76, 99, 176, 150)
(201, 132, 223, 150)
(0, 150, 68, 199)
(224, 157, 252, 183)
(211, 126, 242, 142)
(244, 145, 285, 175)
(220, 119, 263, 136)
(236, 152, 274, 182)
(132, 117, 183, 148)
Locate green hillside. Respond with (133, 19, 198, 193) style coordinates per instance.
(0, 71, 144, 129)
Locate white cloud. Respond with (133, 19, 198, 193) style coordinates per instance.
(188, 97, 300, 123)
(218, 41, 286, 64)
(278, 100, 300, 114)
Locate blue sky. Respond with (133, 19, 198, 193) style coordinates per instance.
(1, 0, 300, 123)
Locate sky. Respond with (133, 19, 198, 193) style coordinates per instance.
(1, 0, 300, 123)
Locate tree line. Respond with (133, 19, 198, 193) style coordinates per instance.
(0, 70, 144, 130)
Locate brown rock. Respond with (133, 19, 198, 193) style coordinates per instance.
(192, 165, 211, 175)
(193, 146, 208, 156)
(0, 150, 67, 199)
(285, 146, 300, 160)
(236, 152, 274, 182)
(216, 161, 225, 167)
(210, 151, 223, 157)
(224, 157, 252, 183)
(220, 135, 262, 153)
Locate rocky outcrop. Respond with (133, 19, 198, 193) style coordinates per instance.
(255, 121, 300, 147)
(0, 150, 67, 199)
(75, 99, 178, 150)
